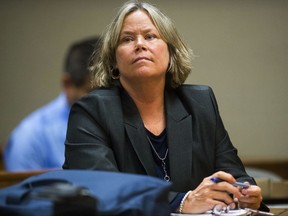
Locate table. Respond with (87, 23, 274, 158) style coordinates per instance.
(171, 208, 288, 216)
(270, 208, 288, 216)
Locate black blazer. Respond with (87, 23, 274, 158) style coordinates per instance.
(63, 84, 263, 206)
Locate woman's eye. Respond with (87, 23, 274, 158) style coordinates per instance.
(146, 34, 156, 40)
(121, 36, 133, 43)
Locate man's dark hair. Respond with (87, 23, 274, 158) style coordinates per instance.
(64, 37, 100, 87)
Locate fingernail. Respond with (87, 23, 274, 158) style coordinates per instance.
(230, 202, 236, 209)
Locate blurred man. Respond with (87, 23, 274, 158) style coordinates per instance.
(4, 37, 100, 171)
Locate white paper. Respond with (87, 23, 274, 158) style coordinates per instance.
(171, 209, 249, 216)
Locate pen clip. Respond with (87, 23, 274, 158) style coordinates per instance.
(210, 178, 250, 189)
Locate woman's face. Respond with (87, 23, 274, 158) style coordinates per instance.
(115, 10, 170, 87)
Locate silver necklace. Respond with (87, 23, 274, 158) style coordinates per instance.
(146, 135, 170, 182)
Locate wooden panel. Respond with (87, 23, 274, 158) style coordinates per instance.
(0, 170, 46, 189)
(243, 160, 288, 179)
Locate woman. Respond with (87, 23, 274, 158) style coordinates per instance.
(63, 1, 267, 214)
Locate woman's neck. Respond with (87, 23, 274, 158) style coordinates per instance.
(121, 79, 166, 135)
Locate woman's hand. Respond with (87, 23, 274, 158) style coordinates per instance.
(181, 171, 243, 214)
(238, 182, 262, 210)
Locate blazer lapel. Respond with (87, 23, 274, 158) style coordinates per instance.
(120, 88, 194, 185)
(165, 90, 193, 190)
(121, 89, 156, 176)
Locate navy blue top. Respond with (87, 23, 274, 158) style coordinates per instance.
(146, 128, 185, 212)
(146, 128, 169, 179)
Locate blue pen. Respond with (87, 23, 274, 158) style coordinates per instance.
(210, 177, 250, 189)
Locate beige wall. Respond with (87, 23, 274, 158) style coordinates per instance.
(1, 0, 287, 161)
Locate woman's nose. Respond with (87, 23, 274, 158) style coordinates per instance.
(135, 37, 147, 50)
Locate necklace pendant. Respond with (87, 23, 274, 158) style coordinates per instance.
(164, 175, 170, 182)
(146, 135, 170, 182)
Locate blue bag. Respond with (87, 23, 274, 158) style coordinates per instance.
(0, 170, 171, 216)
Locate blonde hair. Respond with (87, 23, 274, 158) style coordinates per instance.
(91, 1, 193, 88)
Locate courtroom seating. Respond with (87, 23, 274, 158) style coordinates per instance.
(243, 160, 288, 180)
(0, 143, 47, 189)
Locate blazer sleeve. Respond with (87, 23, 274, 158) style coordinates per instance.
(205, 87, 253, 181)
(207, 87, 269, 212)
(63, 91, 119, 171)
(176, 85, 250, 182)
(177, 85, 269, 211)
